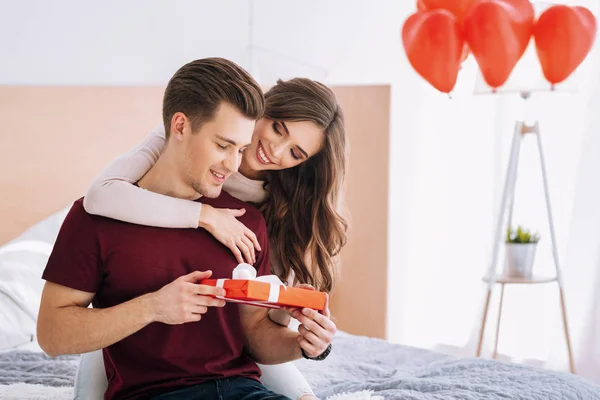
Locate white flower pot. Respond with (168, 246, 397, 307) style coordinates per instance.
(504, 243, 537, 278)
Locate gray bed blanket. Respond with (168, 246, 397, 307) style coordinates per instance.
(2, 332, 600, 400)
(295, 332, 600, 399)
(0, 350, 78, 387)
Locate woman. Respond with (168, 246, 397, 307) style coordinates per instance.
(78, 77, 349, 400)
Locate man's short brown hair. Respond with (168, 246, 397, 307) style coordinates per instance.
(162, 57, 264, 138)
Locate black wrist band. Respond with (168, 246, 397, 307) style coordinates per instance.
(301, 343, 332, 361)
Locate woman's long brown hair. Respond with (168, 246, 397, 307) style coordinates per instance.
(260, 78, 348, 294)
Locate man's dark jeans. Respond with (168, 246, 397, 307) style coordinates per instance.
(151, 377, 292, 400)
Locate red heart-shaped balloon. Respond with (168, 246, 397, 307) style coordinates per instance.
(499, 0, 534, 22)
(402, 10, 464, 93)
(464, 0, 534, 88)
(534, 5, 597, 85)
(422, 0, 480, 23)
(484, 0, 534, 58)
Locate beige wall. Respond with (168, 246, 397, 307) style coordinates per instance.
(0, 86, 164, 245)
(329, 86, 390, 339)
(0, 85, 390, 339)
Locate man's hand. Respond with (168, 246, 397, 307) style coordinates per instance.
(37, 270, 229, 357)
(288, 292, 336, 358)
(150, 270, 226, 325)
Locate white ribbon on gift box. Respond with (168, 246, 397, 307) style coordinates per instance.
(215, 263, 288, 308)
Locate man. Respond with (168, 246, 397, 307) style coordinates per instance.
(37, 58, 331, 400)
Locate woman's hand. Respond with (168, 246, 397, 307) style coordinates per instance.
(198, 204, 261, 264)
(286, 285, 337, 358)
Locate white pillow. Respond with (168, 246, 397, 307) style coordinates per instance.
(0, 291, 33, 350)
(0, 240, 53, 351)
(0, 206, 69, 351)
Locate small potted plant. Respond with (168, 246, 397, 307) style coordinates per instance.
(504, 225, 540, 278)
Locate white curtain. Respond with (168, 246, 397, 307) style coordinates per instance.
(559, 55, 600, 382)
(386, 0, 600, 383)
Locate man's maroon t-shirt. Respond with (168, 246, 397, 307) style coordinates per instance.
(42, 192, 271, 400)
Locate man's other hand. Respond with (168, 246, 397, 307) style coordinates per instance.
(150, 270, 226, 325)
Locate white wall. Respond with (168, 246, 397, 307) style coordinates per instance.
(0, 1, 243, 85)
(0, 0, 402, 85)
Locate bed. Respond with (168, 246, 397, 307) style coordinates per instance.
(1, 208, 600, 400)
(2, 333, 600, 400)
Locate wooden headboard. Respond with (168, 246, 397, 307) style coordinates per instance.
(0, 85, 390, 339)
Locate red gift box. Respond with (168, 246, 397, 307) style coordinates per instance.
(201, 278, 326, 311)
